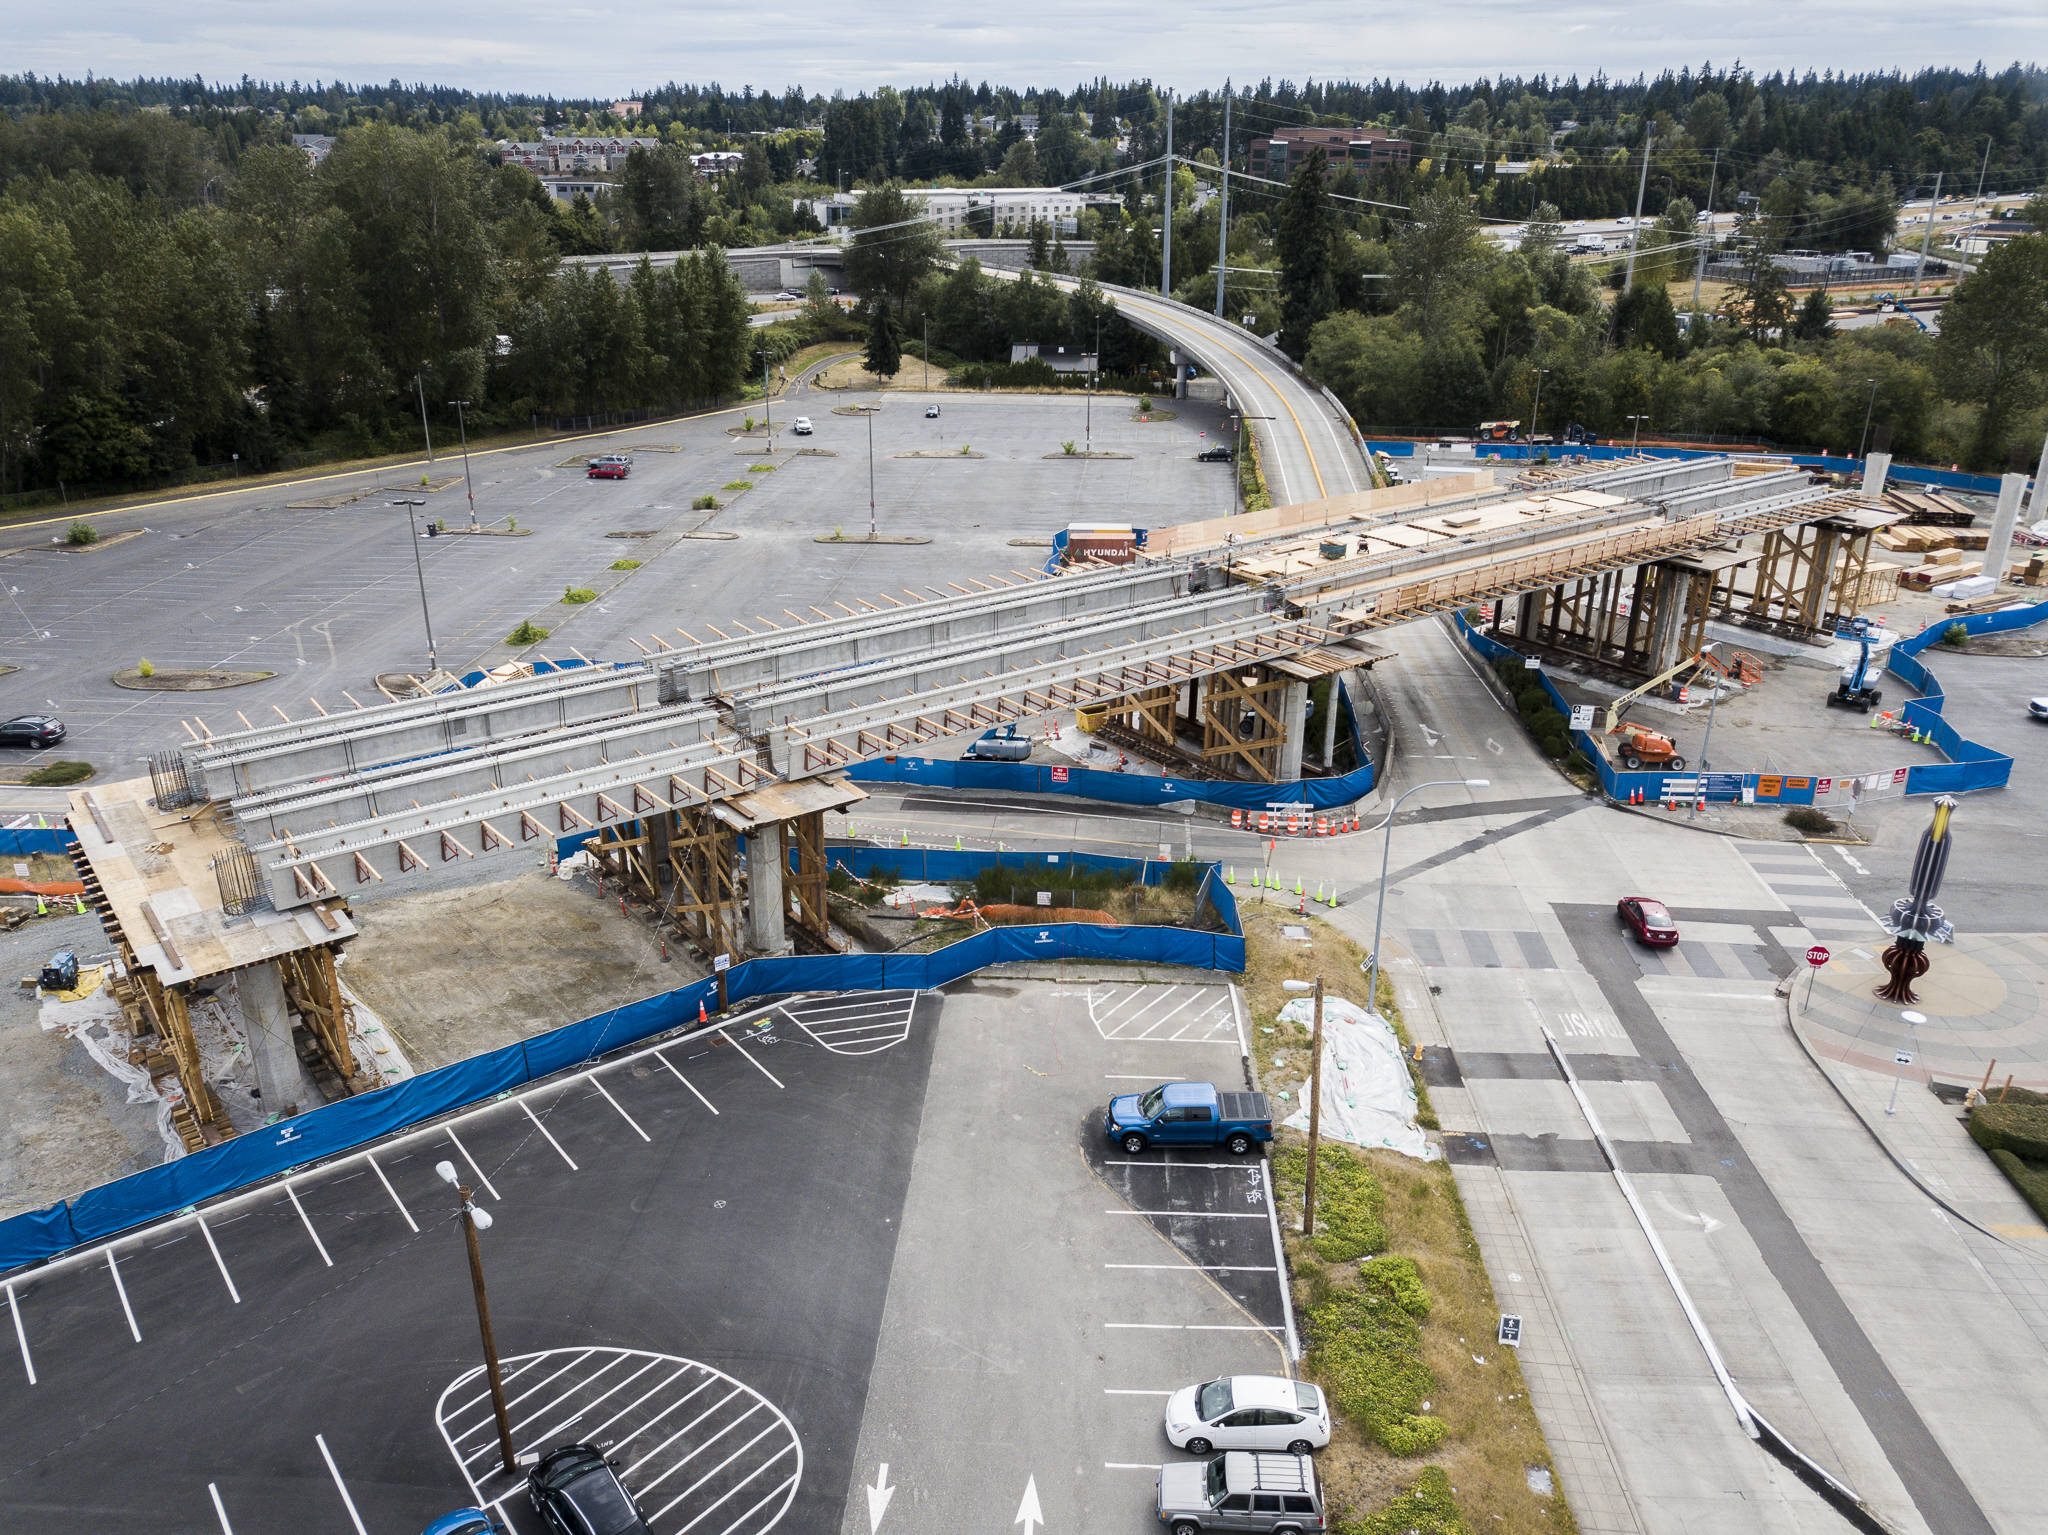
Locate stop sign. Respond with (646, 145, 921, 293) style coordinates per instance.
(1806, 945, 1831, 967)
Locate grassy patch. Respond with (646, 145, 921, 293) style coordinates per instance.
(507, 620, 550, 646)
(561, 586, 598, 605)
(1240, 907, 1569, 1534)
(722, 479, 754, 492)
(692, 494, 720, 510)
(608, 558, 642, 571)
(23, 760, 93, 786)
(1783, 807, 1837, 835)
(1276, 1143, 1389, 1261)
(748, 462, 777, 473)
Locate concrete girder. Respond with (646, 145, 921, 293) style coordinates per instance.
(230, 702, 722, 844)
(659, 563, 1192, 700)
(253, 740, 761, 908)
(192, 664, 658, 799)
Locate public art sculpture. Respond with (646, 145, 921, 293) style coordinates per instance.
(1876, 795, 1956, 1003)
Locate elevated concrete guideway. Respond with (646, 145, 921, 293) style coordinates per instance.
(80, 453, 1883, 924)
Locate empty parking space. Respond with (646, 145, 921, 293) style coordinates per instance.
(0, 991, 934, 1535)
(1088, 983, 1244, 1045)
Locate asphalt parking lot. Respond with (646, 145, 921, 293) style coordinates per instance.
(839, 975, 1292, 1535)
(0, 992, 937, 1535)
(0, 389, 1236, 778)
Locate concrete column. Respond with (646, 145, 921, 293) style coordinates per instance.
(1277, 681, 1309, 783)
(1980, 472, 2029, 584)
(1647, 569, 1695, 673)
(745, 823, 792, 956)
(1861, 450, 1891, 500)
(2030, 426, 2048, 525)
(1320, 674, 1344, 767)
(239, 961, 317, 1118)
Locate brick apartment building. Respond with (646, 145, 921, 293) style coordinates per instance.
(1247, 126, 1411, 180)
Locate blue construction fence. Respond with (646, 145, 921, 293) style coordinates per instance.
(1456, 601, 2045, 805)
(0, 825, 71, 857)
(844, 688, 1373, 815)
(447, 655, 595, 691)
(0, 849, 1243, 1274)
(1365, 440, 2012, 498)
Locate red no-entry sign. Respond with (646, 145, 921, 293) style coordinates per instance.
(1806, 945, 1831, 967)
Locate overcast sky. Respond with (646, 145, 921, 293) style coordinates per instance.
(14, 1, 2044, 99)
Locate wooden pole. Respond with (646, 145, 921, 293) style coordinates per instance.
(456, 1184, 518, 1475)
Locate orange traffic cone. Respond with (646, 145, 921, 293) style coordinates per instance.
(698, 999, 708, 1023)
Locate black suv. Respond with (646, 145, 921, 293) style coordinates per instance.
(1196, 445, 1234, 463)
(0, 715, 64, 748)
(527, 1444, 650, 1535)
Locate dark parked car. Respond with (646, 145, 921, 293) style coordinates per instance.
(1617, 896, 1680, 948)
(0, 715, 64, 748)
(528, 1444, 650, 1535)
(1197, 445, 1234, 462)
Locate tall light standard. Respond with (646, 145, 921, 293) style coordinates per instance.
(1281, 978, 1325, 1235)
(435, 1161, 518, 1475)
(753, 348, 774, 441)
(1627, 414, 1649, 453)
(1690, 642, 1722, 823)
(866, 411, 877, 541)
(415, 374, 435, 465)
(1528, 368, 1551, 450)
(446, 400, 478, 528)
(1368, 779, 1490, 1014)
(391, 499, 439, 676)
(922, 315, 929, 392)
(1856, 378, 1879, 463)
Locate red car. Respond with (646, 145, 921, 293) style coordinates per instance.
(586, 454, 630, 479)
(1617, 896, 1679, 947)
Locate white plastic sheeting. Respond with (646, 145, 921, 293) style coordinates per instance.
(1278, 995, 1437, 1161)
(40, 973, 187, 1163)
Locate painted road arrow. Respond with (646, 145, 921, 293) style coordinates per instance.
(866, 1463, 895, 1534)
(1014, 1475, 1044, 1535)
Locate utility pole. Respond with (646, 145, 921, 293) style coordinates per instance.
(1214, 83, 1232, 318)
(1857, 378, 1879, 462)
(1912, 171, 1942, 297)
(1627, 414, 1649, 453)
(923, 315, 929, 391)
(1282, 979, 1326, 1236)
(1622, 120, 1653, 293)
(1160, 90, 1174, 299)
(1690, 147, 1719, 326)
(1690, 643, 1722, 823)
(435, 1161, 517, 1476)
(1528, 367, 1551, 445)
(1972, 135, 1993, 220)
(866, 411, 877, 541)
(392, 499, 439, 676)
(446, 400, 478, 528)
(415, 374, 435, 465)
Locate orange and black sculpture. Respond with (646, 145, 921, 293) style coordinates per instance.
(1876, 795, 1956, 1004)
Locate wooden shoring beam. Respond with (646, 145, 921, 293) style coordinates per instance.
(440, 830, 473, 862)
(558, 801, 594, 831)
(519, 810, 548, 841)
(396, 838, 427, 872)
(595, 791, 631, 823)
(785, 810, 836, 950)
(479, 818, 509, 852)
(353, 852, 384, 884)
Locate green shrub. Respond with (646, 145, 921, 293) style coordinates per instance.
(506, 516, 518, 531)
(723, 479, 754, 492)
(1303, 1260, 1443, 1456)
(609, 558, 642, 571)
(562, 586, 597, 605)
(1942, 623, 1970, 647)
(1987, 1149, 2048, 1225)
(1968, 1102, 2048, 1162)
(692, 494, 720, 510)
(507, 620, 550, 645)
(1275, 1143, 1387, 1262)
(743, 415, 755, 431)
(1139, 395, 1154, 411)
(23, 761, 93, 786)
(1062, 439, 1078, 455)
(959, 442, 971, 455)
(137, 658, 155, 679)
(1783, 806, 1836, 835)
(749, 462, 776, 473)
(1358, 1255, 1430, 1319)
(66, 520, 98, 546)
(1336, 1468, 1470, 1535)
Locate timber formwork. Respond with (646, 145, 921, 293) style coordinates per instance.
(666, 806, 744, 962)
(1202, 666, 1292, 783)
(786, 811, 835, 952)
(1704, 517, 1886, 640)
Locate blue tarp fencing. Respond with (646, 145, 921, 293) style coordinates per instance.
(0, 848, 1243, 1274)
(1456, 600, 2047, 805)
(450, 655, 595, 690)
(1365, 440, 2011, 497)
(0, 826, 70, 856)
(844, 688, 1374, 814)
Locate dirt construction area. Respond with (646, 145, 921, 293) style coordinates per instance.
(337, 865, 701, 1071)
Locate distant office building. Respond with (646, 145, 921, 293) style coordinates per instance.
(1247, 126, 1411, 180)
(291, 133, 335, 165)
(794, 185, 1121, 238)
(499, 137, 664, 174)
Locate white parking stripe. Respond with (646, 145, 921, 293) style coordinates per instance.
(194, 1214, 241, 1302)
(7, 1280, 35, 1384)
(720, 1029, 785, 1088)
(1106, 1462, 1164, 1470)
(1133, 991, 1206, 1039)
(520, 1099, 581, 1169)
(666, 1435, 794, 1530)
(655, 1049, 721, 1114)
(365, 1154, 418, 1232)
(208, 1482, 234, 1533)
(316, 1434, 369, 1535)
(1104, 1264, 1278, 1272)
(708, 1468, 803, 1535)
(642, 1412, 771, 1507)
(574, 1362, 697, 1447)
(1094, 987, 1152, 1022)
(1104, 1388, 1175, 1395)
(1104, 1209, 1268, 1219)
(1105, 1161, 1257, 1171)
(508, 1353, 641, 1455)
(284, 1183, 333, 1266)
(106, 1250, 140, 1342)
(448, 1352, 551, 1419)
(1105, 1323, 1281, 1331)
(618, 1385, 743, 1472)
(589, 1075, 651, 1142)
(446, 1127, 501, 1200)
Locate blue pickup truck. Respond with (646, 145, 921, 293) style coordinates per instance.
(1105, 1081, 1274, 1157)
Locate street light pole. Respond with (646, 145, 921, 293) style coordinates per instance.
(1368, 779, 1490, 1013)
(435, 1161, 517, 1476)
(446, 400, 478, 528)
(1857, 378, 1879, 462)
(1282, 978, 1325, 1236)
(1528, 368, 1550, 448)
(391, 499, 439, 676)
(866, 411, 877, 541)
(923, 315, 929, 392)
(1627, 414, 1648, 453)
(1689, 642, 1722, 823)
(415, 374, 435, 465)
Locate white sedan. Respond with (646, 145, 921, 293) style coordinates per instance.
(1164, 1376, 1330, 1455)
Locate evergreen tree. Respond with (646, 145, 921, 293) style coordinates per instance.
(864, 302, 903, 377)
(1276, 149, 1335, 358)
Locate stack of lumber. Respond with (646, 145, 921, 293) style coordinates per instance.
(1880, 487, 1978, 527)
(1875, 524, 1958, 556)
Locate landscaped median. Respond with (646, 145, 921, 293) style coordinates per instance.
(1241, 907, 1575, 1535)
(1966, 1089, 2048, 1223)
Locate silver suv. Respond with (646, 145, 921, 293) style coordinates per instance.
(1156, 1451, 1324, 1534)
